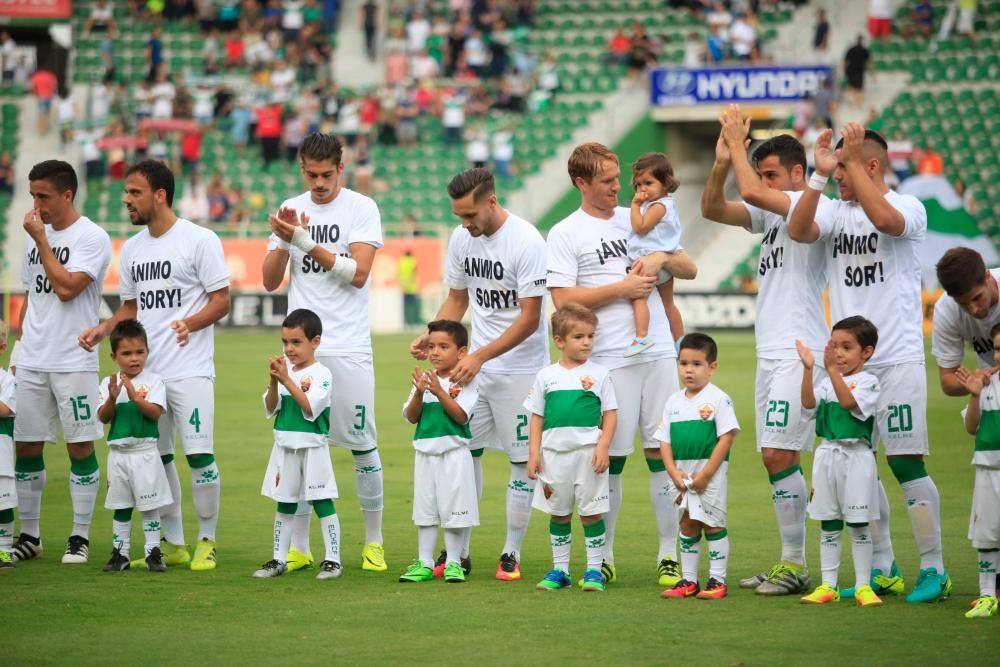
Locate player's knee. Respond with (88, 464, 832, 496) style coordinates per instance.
(886, 456, 927, 484)
(15, 442, 44, 458)
(186, 453, 216, 469)
(761, 448, 798, 475)
(67, 441, 95, 459)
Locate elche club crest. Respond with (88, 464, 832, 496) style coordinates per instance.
(135, 384, 150, 400)
(580, 375, 595, 391)
(300, 376, 312, 392)
(448, 383, 462, 398)
(698, 403, 715, 421)
(847, 381, 857, 392)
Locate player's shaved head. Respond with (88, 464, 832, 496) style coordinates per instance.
(447, 168, 495, 203)
(937, 246, 987, 297)
(836, 129, 889, 169)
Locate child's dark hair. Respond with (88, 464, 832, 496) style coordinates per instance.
(832, 315, 878, 350)
(679, 333, 718, 363)
(110, 319, 149, 353)
(427, 319, 469, 348)
(632, 152, 679, 193)
(283, 309, 323, 339)
(551, 302, 598, 338)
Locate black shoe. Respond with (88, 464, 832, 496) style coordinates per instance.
(62, 535, 90, 564)
(316, 560, 343, 580)
(461, 555, 472, 575)
(103, 548, 131, 572)
(145, 546, 167, 572)
(12, 533, 42, 561)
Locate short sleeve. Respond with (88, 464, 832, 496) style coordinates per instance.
(144, 375, 166, 409)
(263, 387, 276, 419)
(930, 296, 965, 369)
(523, 371, 546, 417)
(98, 374, 112, 405)
(545, 223, 579, 288)
(453, 380, 480, 424)
(892, 194, 927, 239)
(813, 196, 839, 239)
(445, 227, 468, 290)
(195, 229, 231, 292)
(346, 196, 384, 249)
(743, 202, 768, 235)
(714, 391, 740, 437)
(653, 394, 676, 443)
(65, 226, 111, 283)
(0, 372, 17, 415)
(119, 239, 136, 300)
(850, 374, 880, 421)
(598, 371, 617, 413)
(266, 232, 286, 252)
(20, 241, 32, 291)
(302, 367, 332, 422)
(401, 384, 418, 420)
(515, 232, 548, 299)
(801, 379, 825, 420)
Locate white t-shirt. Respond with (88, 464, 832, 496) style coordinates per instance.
(931, 268, 1000, 370)
(403, 374, 480, 454)
(654, 383, 740, 461)
(970, 377, 1000, 468)
(20, 216, 111, 373)
(281, 0, 305, 29)
(263, 360, 332, 450)
(119, 218, 230, 382)
(99, 369, 166, 449)
(150, 81, 176, 119)
(745, 190, 829, 358)
(442, 99, 465, 128)
(445, 213, 549, 374)
(730, 19, 757, 56)
(406, 17, 431, 52)
(546, 207, 676, 369)
(267, 189, 383, 356)
(270, 67, 296, 104)
(814, 191, 926, 367)
(805, 370, 880, 448)
(868, 0, 894, 19)
(0, 368, 16, 477)
(523, 360, 617, 452)
(628, 196, 682, 259)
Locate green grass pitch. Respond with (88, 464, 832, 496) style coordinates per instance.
(5, 331, 998, 664)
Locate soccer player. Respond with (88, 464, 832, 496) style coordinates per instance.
(261, 133, 387, 573)
(658, 334, 739, 600)
(79, 159, 230, 572)
(527, 304, 617, 592)
(546, 142, 697, 586)
(399, 320, 480, 584)
(789, 123, 949, 603)
(955, 329, 1000, 619)
(409, 167, 548, 581)
(255, 309, 343, 581)
(12, 159, 111, 564)
(0, 320, 16, 570)
(98, 319, 170, 573)
(797, 317, 884, 607)
(700, 106, 827, 596)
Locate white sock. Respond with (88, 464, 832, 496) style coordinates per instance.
(141, 510, 161, 557)
(501, 464, 534, 557)
(273, 511, 294, 562)
(160, 458, 185, 545)
(679, 533, 701, 582)
(771, 467, 808, 566)
(418, 525, 437, 569)
(901, 476, 944, 573)
(16, 468, 45, 538)
(584, 520, 606, 572)
(550, 522, 572, 574)
(69, 470, 100, 540)
(870, 479, 895, 573)
(978, 550, 1000, 597)
(605, 472, 623, 564)
(190, 461, 220, 541)
(112, 517, 131, 557)
(707, 531, 729, 583)
(353, 450, 384, 544)
(0, 518, 13, 551)
(848, 524, 873, 591)
(319, 511, 341, 564)
(649, 469, 678, 561)
(444, 527, 464, 565)
(290, 504, 312, 554)
(819, 528, 842, 589)
(462, 456, 484, 558)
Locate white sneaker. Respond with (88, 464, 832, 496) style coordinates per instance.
(623, 337, 655, 357)
(252, 559, 288, 578)
(316, 560, 343, 580)
(62, 535, 89, 564)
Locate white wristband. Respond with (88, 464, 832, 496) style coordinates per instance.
(808, 172, 829, 191)
(275, 238, 291, 251)
(330, 255, 358, 283)
(290, 227, 317, 253)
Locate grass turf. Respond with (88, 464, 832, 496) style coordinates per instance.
(4, 331, 997, 665)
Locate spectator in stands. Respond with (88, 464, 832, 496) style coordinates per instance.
(284, 111, 308, 163)
(181, 128, 203, 174)
(351, 135, 375, 194)
(0, 32, 15, 85)
(229, 95, 252, 152)
(908, 0, 936, 38)
(56, 87, 77, 147)
(730, 10, 759, 62)
(79, 130, 103, 182)
(207, 173, 231, 223)
(362, 0, 379, 62)
(397, 250, 421, 328)
(255, 102, 283, 164)
(196, 0, 216, 32)
(813, 74, 837, 128)
(150, 68, 177, 119)
(706, 24, 726, 64)
(488, 20, 512, 78)
(842, 35, 871, 106)
(953, 177, 978, 214)
(465, 30, 490, 77)
(270, 59, 297, 104)
(867, 0, 894, 42)
(339, 94, 362, 145)
(282, 0, 307, 45)
(537, 52, 559, 97)
(90, 77, 113, 130)
(224, 30, 246, 69)
(683, 31, 703, 67)
(412, 48, 441, 79)
(492, 128, 514, 178)
(813, 8, 830, 52)
(442, 91, 465, 145)
(626, 22, 658, 80)
(407, 10, 431, 54)
(179, 173, 210, 223)
(793, 93, 815, 137)
(396, 88, 420, 148)
(29, 67, 57, 136)
(146, 26, 164, 82)
(401, 213, 422, 238)
(887, 130, 915, 182)
(916, 142, 944, 175)
(605, 27, 632, 66)
(87, 0, 118, 36)
(164, 0, 198, 23)
(706, 1, 733, 43)
(0, 153, 13, 195)
(466, 129, 489, 168)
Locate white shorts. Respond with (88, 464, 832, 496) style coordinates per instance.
(755, 357, 823, 452)
(604, 357, 678, 456)
(969, 466, 1000, 550)
(0, 476, 15, 511)
(669, 459, 727, 528)
(807, 443, 880, 523)
(470, 371, 535, 463)
(318, 354, 377, 451)
(13, 369, 103, 444)
(532, 446, 610, 517)
(261, 444, 339, 503)
(104, 445, 173, 511)
(157, 377, 215, 457)
(412, 448, 479, 528)
(869, 363, 930, 456)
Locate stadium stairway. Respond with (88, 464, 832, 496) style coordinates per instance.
(333, 0, 385, 88)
